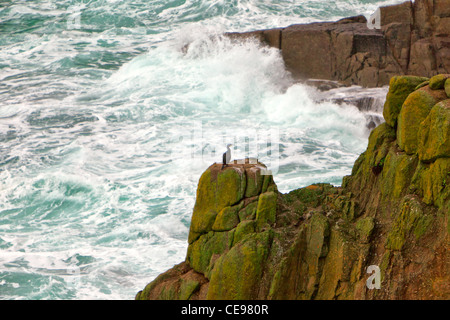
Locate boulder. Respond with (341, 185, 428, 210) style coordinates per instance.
(446, 78, 450, 97)
(429, 74, 450, 89)
(188, 164, 246, 243)
(397, 86, 447, 154)
(188, 161, 272, 243)
(418, 99, 450, 162)
(383, 75, 429, 127)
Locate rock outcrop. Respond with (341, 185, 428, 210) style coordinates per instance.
(226, 0, 450, 87)
(136, 75, 449, 300)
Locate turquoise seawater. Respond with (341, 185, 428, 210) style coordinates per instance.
(1, 0, 403, 300)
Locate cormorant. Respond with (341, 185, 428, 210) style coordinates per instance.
(222, 144, 232, 169)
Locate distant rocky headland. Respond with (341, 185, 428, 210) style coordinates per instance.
(226, 0, 449, 88)
(136, 0, 449, 300)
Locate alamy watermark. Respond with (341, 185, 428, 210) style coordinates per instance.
(367, 7, 381, 30)
(366, 265, 381, 290)
(67, 5, 83, 30)
(167, 120, 280, 175)
(66, 266, 81, 289)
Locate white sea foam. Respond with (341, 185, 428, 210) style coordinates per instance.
(0, 0, 406, 300)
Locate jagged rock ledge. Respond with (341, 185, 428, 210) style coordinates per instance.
(136, 74, 449, 300)
(225, 0, 450, 88)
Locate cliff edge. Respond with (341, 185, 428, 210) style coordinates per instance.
(136, 74, 449, 300)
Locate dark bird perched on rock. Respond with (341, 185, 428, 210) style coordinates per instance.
(222, 144, 232, 169)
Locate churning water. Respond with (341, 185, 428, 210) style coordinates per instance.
(0, 0, 402, 299)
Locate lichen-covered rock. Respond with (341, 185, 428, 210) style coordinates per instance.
(415, 80, 430, 91)
(445, 78, 450, 98)
(186, 230, 234, 277)
(429, 74, 450, 90)
(206, 231, 273, 299)
(188, 162, 273, 243)
(188, 165, 246, 243)
(356, 216, 375, 244)
(385, 196, 427, 251)
(349, 122, 396, 192)
(381, 148, 418, 199)
(137, 72, 449, 301)
(418, 99, 450, 162)
(411, 158, 450, 208)
(397, 87, 447, 154)
(212, 205, 240, 232)
(238, 200, 258, 221)
(245, 165, 265, 198)
(366, 123, 397, 167)
(315, 227, 359, 299)
(383, 76, 429, 127)
(255, 191, 277, 230)
(233, 220, 256, 246)
(267, 212, 330, 300)
(135, 262, 208, 300)
(307, 213, 330, 257)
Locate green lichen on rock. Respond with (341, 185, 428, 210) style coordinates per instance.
(355, 216, 375, 243)
(445, 78, 450, 98)
(385, 196, 425, 251)
(307, 213, 330, 258)
(256, 191, 277, 230)
(206, 230, 273, 299)
(381, 148, 418, 199)
(284, 183, 335, 214)
(233, 220, 256, 246)
(186, 230, 233, 277)
(178, 278, 201, 300)
(212, 205, 240, 231)
(411, 158, 450, 208)
(417, 99, 450, 162)
(137, 71, 450, 300)
(188, 166, 246, 243)
(268, 212, 331, 300)
(334, 194, 359, 221)
(429, 74, 449, 90)
(379, 250, 392, 282)
(315, 227, 359, 299)
(157, 277, 202, 300)
(261, 173, 275, 193)
(136, 262, 207, 300)
(383, 75, 429, 127)
(363, 122, 396, 174)
(245, 165, 265, 198)
(397, 87, 447, 154)
(238, 199, 258, 221)
(415, 80, 430, 91)
(302, 213, 330, 298)
(266, 225, 307, 300)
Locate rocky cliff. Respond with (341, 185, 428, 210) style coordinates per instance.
(136, 75, 450, 300)
(226, 0, 450, 87)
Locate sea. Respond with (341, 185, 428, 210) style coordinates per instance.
(0, 0, 404, 300)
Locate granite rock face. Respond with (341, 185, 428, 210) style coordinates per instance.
(137, 161, 279, 300)
(136, 76, 449, 300)
(225, 0, 450, 87)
